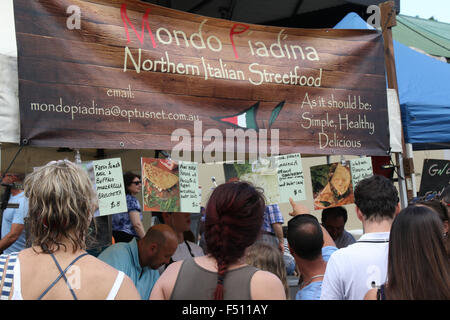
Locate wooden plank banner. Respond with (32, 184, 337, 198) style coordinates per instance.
(14, 0, 390, 156)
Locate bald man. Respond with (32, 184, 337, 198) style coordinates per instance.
(98, 224, 177, 299)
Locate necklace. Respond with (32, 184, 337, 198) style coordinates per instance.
(300, 274, 325, 289)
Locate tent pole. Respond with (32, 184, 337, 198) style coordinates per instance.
(395, 152, 408, 207)
(406, 143, 417, 197)
(380, 1, 408, 208)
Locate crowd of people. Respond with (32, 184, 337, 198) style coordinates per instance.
(0, 159, 448, 300)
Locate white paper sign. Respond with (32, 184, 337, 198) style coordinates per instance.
(349, 157, 373, 190)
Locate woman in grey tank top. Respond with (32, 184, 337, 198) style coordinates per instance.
(150, 181, 286, 300)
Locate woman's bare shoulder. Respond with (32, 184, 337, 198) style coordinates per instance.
(250, 270, 286, 300)
(150, 260, 184, 300)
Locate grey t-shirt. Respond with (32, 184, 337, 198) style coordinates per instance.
(158, 240, 204, 274)
(170, 258, 259, 300)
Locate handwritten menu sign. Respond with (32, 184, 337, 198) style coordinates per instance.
(349, 157, 373, 191)
(222, 154, 305, 204)
(179, 162, 201, 213)
(419, 159, 450, 197)
(93, 158, 127, 216)
(81, 158, 127, 216)
(275, 153, 306, 202)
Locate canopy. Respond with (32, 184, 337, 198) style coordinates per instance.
(334, 12, 450, 150)
(393, 15, 450, 59)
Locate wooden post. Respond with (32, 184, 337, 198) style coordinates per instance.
(380, 1, 399, 92)
(380, 1, 410, 207)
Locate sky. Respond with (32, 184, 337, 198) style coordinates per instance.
(400, 0, 450, 23)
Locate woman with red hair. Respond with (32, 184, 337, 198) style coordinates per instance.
(150, 181, 286, 300)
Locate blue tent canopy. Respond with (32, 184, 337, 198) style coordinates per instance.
(334, 13, 450, 150)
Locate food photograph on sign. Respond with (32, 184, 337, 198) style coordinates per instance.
(223, 158, 280, 205)
(141, 158, 180, 212)
(311, 162, 354, 210)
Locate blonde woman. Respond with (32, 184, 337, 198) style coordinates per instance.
(245, 242, 290, 299)
(0, 160, 140, 300)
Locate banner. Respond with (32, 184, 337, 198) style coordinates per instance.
(14, 0, 389, 156)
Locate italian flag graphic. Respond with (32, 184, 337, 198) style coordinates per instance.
(212, 102, 260, 130)
(212, 101, 285, 131)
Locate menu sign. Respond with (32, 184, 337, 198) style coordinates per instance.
(349, 157, 373, 191)
(222, 154, 305, 204)
(419, 159, 450, 197)
(81, 158, 127, 216)
(141, 158, 200, 212)
(275, 153, 306, 202)
(179, 162, 201, 213)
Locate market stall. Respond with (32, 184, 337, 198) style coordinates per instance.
(2, 0, 400, 227)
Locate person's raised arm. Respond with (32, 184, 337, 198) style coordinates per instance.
(288, 197, 336, 248)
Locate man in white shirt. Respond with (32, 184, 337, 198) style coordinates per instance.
(320, 175, 400, 300)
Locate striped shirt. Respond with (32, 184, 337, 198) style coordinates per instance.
(262, 204, 284, 234)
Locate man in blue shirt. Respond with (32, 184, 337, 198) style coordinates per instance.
(98, 224, 178, 299)
(0, 173, 28, 254)
(287, 198, 337, 300)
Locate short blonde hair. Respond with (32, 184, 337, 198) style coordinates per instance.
(24, 160, 97, 253)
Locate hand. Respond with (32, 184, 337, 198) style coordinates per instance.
(278, 241, 284, 253)
(288, 197, 310, 216)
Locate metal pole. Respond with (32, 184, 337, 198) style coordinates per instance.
(405, 143, 417, 197)
(395, 152, 408, 208)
